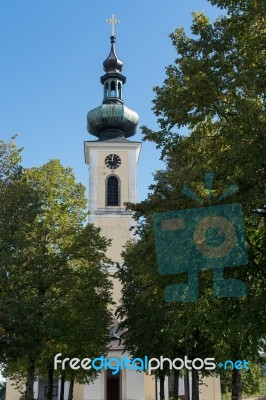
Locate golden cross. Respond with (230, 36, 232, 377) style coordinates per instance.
(105, 14, 120, 36)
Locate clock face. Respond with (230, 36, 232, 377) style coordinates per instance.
(105, 154, 121, 169)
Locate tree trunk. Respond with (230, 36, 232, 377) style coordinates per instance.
(173, 368, 179, 400)
(184, 370, 190, 400)
(159, 376, 165, 400)
(68, 379, 74, 400)
(191, 369, 199, 400)
(60, 370, 66, 400)
(25, 360, 35, 400)
(46, 361, 54, 400)
(232, 369, 242, 400)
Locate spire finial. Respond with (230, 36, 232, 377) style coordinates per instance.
(105, 14, 120, 36)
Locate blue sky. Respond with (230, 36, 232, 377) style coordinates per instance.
(0, 0, 224, 202)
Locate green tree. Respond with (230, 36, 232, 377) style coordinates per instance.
(0, 382, 6, 400)
(0, 155, 112, 400)
(117, 219, 221, 400)
(0, 138, 42, 365)
(119, 1, 266, 400)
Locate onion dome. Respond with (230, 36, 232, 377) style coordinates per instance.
(87, 35, 139, 140)
(87, 104, 139, 140)
(103, 35, 123, 73)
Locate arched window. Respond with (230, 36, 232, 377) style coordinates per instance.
(110, 81, 116, 97)
(118, 82, 122, 99)
(107, 176, 119, 206)
(104, 82, 108, 98)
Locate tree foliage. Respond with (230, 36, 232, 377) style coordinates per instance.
(0, 140, 112, 399)
(118, 2, 266, 400)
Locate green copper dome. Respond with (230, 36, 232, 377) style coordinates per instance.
(87, 103, 139, 140)
(87, 34, 139, 140)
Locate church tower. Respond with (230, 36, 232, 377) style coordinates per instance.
(83, 26, 155, 400)
(85, 33, 140, 250)
(84, 31, 141, 303)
